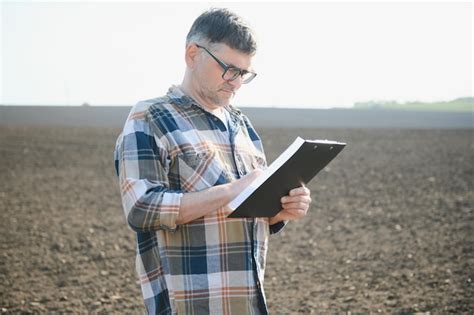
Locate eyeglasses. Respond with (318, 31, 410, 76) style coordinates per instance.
(195, 44, 257, 84)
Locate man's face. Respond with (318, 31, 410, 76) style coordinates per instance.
(193, 43, 254, 109)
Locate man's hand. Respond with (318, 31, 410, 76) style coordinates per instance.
(269, 185, 312, 225)
(229, 168, 264, 198)
(177, 168, 264, 225)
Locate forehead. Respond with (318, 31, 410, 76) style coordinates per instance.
(211, 43, 254, 70)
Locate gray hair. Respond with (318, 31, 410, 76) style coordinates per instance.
(186, 8, 257, 55)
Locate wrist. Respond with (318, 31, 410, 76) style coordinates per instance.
(269, 213, 282, 225)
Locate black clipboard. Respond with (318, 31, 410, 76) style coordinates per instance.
(228, 137, 346, 218)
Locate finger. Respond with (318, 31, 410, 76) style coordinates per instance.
(303, 185, 310, 195)
(281, 199, 310, 208)
(289, 186, 310, 196)
(281, 202, 309, 210)
(281, 195, 312, 204)
(299, 183, 310, 193)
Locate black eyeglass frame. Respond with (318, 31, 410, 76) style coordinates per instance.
(195, 44, 257, 84)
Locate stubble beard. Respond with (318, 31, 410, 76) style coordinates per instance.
(199, 84, 233, 108)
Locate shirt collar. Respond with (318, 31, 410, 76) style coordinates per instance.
(167, 85, 244, 118)
(167, 85, 195, 109)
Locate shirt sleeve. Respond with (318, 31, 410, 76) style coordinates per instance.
(114, 109, 183, 232)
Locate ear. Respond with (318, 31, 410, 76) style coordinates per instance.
(185, 44, 199, 69)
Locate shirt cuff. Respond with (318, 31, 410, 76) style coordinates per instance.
(157, 191, 183, 231)
(269, 220, 288, 235)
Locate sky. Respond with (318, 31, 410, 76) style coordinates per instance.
(1, 0, 472, 108)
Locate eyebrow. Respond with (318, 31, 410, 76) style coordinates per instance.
(226, 61, 252, 73)
(216, 56, 238, 70)
(198, 44, 253, 72)
(219, 59, 252, 73)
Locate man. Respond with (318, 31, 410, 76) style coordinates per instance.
(114, 8, 312, 314)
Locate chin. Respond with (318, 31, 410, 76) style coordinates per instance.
(215, 95, 231, 106)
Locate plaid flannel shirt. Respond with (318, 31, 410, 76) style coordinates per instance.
(114, 86, 286, 314)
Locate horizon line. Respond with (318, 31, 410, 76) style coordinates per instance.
(0, 104, 354, 110)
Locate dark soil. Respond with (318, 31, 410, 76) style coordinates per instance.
(1, 126, 472, 314)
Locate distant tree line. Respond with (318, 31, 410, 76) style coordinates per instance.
(353, 97, 473, 112)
